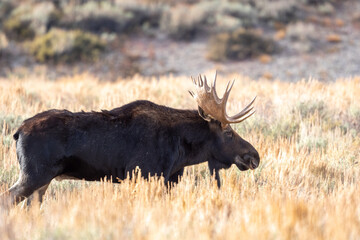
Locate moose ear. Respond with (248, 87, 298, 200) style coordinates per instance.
(190, 90, 212, 122)
(198, 106, 212, 122)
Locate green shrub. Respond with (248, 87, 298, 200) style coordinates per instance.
(217, 2, 257, 29)
(256, 0, 299, 23)
(161, 5, 205, 40)
(74, 16, 124, 33)
(207, 29, 277, 61)
(3, 2, 61, 41)
(294, 100, 328, 120)
(269, 118, 300, 140)
(285, 22, 318, 53)
(61, 1, 162, 35)
(0, 0, 14, 22)
(3, 16, 35, 41)
(317, 3, 335, 15)
(160, 1, 256, 40)
(29, 28, 105, 63)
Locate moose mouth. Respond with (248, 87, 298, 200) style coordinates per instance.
(234, 155, 258, 171)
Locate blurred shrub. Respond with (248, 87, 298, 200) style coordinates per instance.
(207, 29, 277, 61)
(123, 4, 162, 32)
(270, 117, 300, 140)
(294, 100, 328, 120)
(73, 16, 123, 33)
(317, 3, 335, 15)
(29, 28, 105, 63)
(3, 2, 61, 41)
(61, 1, 162, 34)
(286, 22, 316, 41)
(254, 0, 299, 23)
(214, 2, 257, 30)
(3, 17, 35, 41)
(286, 22, 318, 52)
(0, 0, 14, 22)
(160, 5, 206, 40)
(305, 0, 336, 5)
(161, 1, 257, 40)
(231, 0, 304, 23)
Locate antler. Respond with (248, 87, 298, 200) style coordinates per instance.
(189, 73, 256, 125)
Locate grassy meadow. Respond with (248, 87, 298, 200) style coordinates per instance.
(0, 73, 360, 239)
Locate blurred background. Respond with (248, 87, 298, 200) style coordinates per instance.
(0, 0, 359, 81)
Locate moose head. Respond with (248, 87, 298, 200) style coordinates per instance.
(189, 74, 260, 186)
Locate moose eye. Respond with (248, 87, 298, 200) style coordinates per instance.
(224, 130, 233, 138)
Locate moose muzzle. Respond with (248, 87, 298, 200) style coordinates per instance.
(234, 154, 260, 171)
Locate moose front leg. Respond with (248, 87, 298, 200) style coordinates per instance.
(208, 161, 221, 188)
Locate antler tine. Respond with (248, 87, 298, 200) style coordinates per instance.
(198, 75, 204, 87)
(222, 80, 235, 106)
(230, 106, 254, 120)
(227, 96, 257, 121)
(219, 80, 233, 118)
(211, 76, 222, 103)
(203, 75, 210, 92)
(191, 76, 196, 85)
(232, 110, 256, 123)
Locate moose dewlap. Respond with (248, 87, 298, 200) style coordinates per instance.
(1, 74, 259, 207)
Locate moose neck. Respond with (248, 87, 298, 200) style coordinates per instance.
(173, 112, 215, 169)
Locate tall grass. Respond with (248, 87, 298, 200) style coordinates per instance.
(0, 73, 359, 239)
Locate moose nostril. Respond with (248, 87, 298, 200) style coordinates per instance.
(244, 154, 259, 169)
(251, 157, 259, 168)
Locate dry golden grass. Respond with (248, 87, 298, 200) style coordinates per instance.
(0, 73, 360, 240)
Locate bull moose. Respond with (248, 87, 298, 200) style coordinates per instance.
(1, 74, 259, 207)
